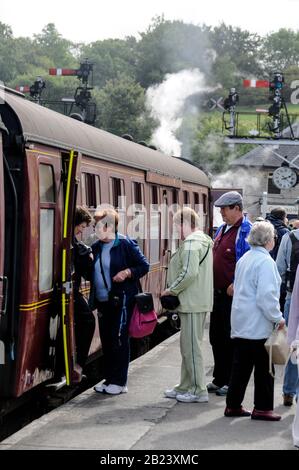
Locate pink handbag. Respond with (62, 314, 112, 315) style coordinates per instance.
(129, 304, 158, 338)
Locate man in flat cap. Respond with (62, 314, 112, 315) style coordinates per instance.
(208, 191, 252, 396)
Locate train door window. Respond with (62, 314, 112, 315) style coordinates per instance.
(39, 209, 54, 292)
(150, 211, 161, 264)
(83, 173, 100, 208)
(39, 164, 55, 202)
(39, 164, 55, 292)
(183, 190, 189, 205)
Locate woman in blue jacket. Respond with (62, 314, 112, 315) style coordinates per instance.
(90, 208, 149, 395)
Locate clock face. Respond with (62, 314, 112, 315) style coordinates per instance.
(272, 167, 297, 190)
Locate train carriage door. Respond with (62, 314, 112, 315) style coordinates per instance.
(61, 150, 81, 385)
(0, 132, 6, 340)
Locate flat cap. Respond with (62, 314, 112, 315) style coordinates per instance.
(214, 191, 243, 207)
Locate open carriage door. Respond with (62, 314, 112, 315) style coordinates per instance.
(0, 132, 7, 365)
(61, 150, 81, 385)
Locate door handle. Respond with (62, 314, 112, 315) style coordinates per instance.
(0, 276, 8, 315)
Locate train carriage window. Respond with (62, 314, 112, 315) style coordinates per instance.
(110, 177, 125, 209)
(83, 173, 100, 208)
(151, 185, 159, 207)
(39, 164, 55, 202)
(39, 209, 54, 292)
(183, 190, 190, 205)
(172, 189, 178, 205)
(133, 182, 143, 208)
(202, 193, 208, 215)
(194, 192, 200, 209)
(81, 173, 86, 206)
(150, 211, 161, 264)
(131, 182, 145, 251)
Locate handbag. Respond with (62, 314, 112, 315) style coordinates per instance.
(160, 295, 180, 311)
(129, 293, 157, 338)
(264, 326, 290, 375)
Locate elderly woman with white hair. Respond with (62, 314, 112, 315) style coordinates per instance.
(224, 221, 285, 421)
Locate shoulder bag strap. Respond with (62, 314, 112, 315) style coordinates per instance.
(199, 245, 210, 267)
(99, 247, 109, 291)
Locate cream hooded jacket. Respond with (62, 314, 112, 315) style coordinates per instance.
(167, 230, 214, 313)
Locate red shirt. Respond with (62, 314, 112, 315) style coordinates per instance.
(213, 218, 243, 290)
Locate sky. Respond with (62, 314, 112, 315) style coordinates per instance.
(2, 0, 299, 43)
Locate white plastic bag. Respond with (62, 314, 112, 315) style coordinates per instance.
(264, 326, 290, 375)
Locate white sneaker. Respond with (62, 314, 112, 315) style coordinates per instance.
(164, 388, 180, 398)
(176, 391, 209, 403)
(105, 384, 128, 395)
(94, 382, 108, 393)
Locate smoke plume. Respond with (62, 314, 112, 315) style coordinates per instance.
(146, 69, 212, 157)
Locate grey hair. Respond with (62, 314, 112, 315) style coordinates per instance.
(247, 221, 275, 247)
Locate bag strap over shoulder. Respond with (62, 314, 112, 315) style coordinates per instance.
(99, 247, 109, 290)
(199, 245, 210, 267)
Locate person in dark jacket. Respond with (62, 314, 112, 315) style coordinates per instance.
(266, 207, 289, 260)
(266, 207, 290, 312)
(91, 208, 149, 395)
(72, 207, 96, 382)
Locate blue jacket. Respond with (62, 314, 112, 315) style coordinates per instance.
(214, 216, 252, 262)
(89, 233, 149, 309)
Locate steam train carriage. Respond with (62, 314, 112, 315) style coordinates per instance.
(0, 86, 211, 411)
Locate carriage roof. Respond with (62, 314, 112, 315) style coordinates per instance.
(3, 88, 210, 187)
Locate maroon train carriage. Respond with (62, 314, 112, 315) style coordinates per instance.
(0, 86, 211, 412)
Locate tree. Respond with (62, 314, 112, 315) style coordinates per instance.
(210, 23, 262, 77)
(0, 22, 18, 83)
(81, 38, 138, 88)
(190, 113, 254, 174)
(95, 76, 156, 140)
(33, 23, 75, 67)
(260, 29, 299, 71)
(136, 16, 213, 88)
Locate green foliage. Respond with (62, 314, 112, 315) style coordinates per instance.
(190, 113, 254, 174)
(95, 76, 156, 140)
(210, 23, 262, 76)
(260, 29, 299, 71)
(136, 16, 212, 88)
(81, 38, 138, 88)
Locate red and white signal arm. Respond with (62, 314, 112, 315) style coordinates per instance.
(243, 79, 269, 88)
(49, 68, 77, 76)
(15, 85, 30, 93)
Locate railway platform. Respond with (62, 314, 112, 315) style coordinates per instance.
(0, 325, 296, 452)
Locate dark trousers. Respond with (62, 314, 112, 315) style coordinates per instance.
(226, 338, 274, 411)
(74, 292, 96, 368)
(97, 297, 135, 386)
(209, 290, 234, 387)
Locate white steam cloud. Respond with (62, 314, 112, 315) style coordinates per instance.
(146, 69, 213, 157)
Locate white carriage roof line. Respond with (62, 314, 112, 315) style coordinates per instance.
(3, 88, 210, 188)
